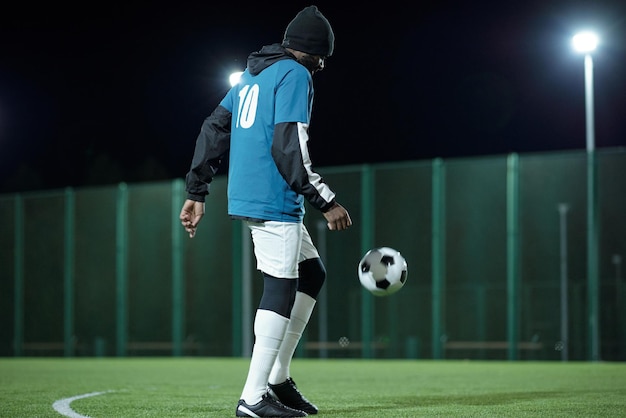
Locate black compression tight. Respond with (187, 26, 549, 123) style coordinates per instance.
(297, 258, 326, 299)
(258, 275, 297, 318)
(257, 258, 327, 318)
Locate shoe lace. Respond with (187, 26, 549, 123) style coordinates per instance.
(263, 393, 294, 410)
(287, 379, 308, 399)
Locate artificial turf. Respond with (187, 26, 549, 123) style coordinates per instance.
(1, 358, 625, 417)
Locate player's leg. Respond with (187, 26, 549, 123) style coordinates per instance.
(236, 221, 307, 417)
(268, 223, 324, 414)
(268, 260, 325, 385)
(239, 275, 296, 403)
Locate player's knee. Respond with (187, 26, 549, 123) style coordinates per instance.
(297, 258, 326, 299)
(258, 274, 298, 318)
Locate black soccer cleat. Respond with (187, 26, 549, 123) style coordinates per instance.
(268, 378, 318, 415)
(236, 393, 308, 417)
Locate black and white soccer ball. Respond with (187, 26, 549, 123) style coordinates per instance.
(358, 247, 408, 297)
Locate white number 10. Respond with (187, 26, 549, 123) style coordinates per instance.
(236, 84, 259, 129)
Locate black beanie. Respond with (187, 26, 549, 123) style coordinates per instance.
(281, 5, 335, 57)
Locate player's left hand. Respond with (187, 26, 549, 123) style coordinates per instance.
(179, 199, 205, 238)
(323, 202, 352, 231)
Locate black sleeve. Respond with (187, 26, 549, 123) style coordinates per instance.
(185, 105, 232, 201)
(271, 121, 336, 212)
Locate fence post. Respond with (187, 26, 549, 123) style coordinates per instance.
(13, 195, 24, 357)
(171, 179, 185, 356)
(232, 220, 253, 358)
(558, 203, 570, 361)
(431, 158, 446, 359)
(64, 187, 75, 357)
(587, 149, 600, 361)
(316, 220, 329, 359)
(506, 153, 520, 360)
(360, 164, 375, 359)
(116, 182, 129, 357)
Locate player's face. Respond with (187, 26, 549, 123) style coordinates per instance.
(298, 54, 325, 75)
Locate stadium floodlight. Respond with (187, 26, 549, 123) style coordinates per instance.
(572, 31, 599, 53)
(572, 30, 600, 361)
(229, 71, 244, 87)
(571, 31, 598, 153)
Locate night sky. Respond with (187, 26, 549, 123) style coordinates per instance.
(1, 1, 625, 193)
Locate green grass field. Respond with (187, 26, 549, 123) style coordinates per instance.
(1, 358, 625, 417)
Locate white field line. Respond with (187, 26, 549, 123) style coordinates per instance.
(52, 391, 112, 418)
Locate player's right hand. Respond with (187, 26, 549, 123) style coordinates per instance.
(323, 202, 352, 231)
(179, 199, 205, 238)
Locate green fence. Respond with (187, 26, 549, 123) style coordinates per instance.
(1, 149, 625, 361)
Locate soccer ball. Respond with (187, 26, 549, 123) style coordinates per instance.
(358, 247, 408, 297)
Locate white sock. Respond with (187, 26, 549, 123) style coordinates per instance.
(240, 309, 289, 404)
(269, 292, 316, 385)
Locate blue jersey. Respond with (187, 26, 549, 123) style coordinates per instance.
(220, 59, 312, 222)
(185, 44, 336, 222)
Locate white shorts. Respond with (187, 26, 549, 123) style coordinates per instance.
(246, 221, 320, 279)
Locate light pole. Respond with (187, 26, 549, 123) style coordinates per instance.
(572, 31, 600, 361)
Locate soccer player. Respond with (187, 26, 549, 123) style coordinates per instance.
(179, 5, 352, 417)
